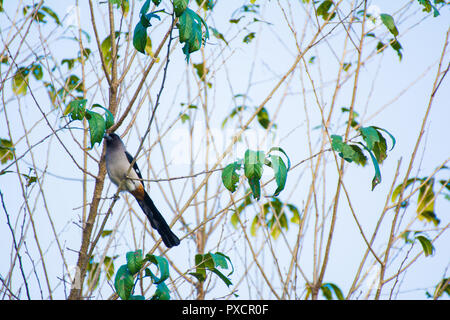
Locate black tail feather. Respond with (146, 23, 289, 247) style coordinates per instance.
(136, 192, 180, 248)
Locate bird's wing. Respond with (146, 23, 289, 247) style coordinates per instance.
(125, 151, 145, 187)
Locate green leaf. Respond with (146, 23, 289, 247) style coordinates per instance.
(317, 1, 336, 20)
(207, 253, 234, 285)
(359, 127, 380, 150)
(222, 162, 241, 193)
(417, 0, 440, 17)
(140, 0, 151, 15)
(391, 178, 419, 202)
(433, 278, 450, 299)
(120, 0, 130, 17)
(12, 67, 30, 96)
(243, 150, 266, 200)
(229, 17, 243, 24)
(343, 62, 352, 72)
(31, 64, 43, 80)
(129, 295, 145, 300)
(86, 260, 100, 290)
(391, 177, 440, 226)
(250, 214, 261, 237)
(41, 6, 61, 25)
(221, 105, 247, 128)
(264, 200, 289, 240)
(257, 198, 291, 240)
(152, 0, 162, 6)
(287, 203, 301, 224)
(109, 0, 122, 6)
(230, 211, 239, 228)
(190, 252, 233, 287)
(256, 107, 270, 129)
(420, 211, 440, 226)
(372, 126, 396, 151)
(210, 27, 228, 45)
(372, 132, 387, 164)
(380, 13, 399, 37)
(401, 230, 414, 244)
(359, 143, 382, 191)
(195, 0, 214, 10)
(248, 177, 260, 201)
(193, 62, 209, 80)
(180, 113, 190, 123)
(173, 0, 189, 17)
(179, 8, 194, 43)
(390, 38, 403, 61)
(210, 252, 234, 275)
(144, 36, 159, 61)
(331, 134, 343, 150)
(321, 283, 344, 300)
(341, 107, 360, 127)
(350, 144, 367, 166)
(189, 271, 206, 283)
(145, 254, 170, 284)
(248, 171, 261, 200)
(190, 254, 207, 282)
(133, 22, 148, 54)
(126, 250, 144, 275)
(61, 58, 76, 70)
(269, 155, 287, 196)
(101, 230, 113, 238)
(114, 265, 134, 300)
(438, 179, 450, 192)
(22, 173, 37, 187)
(85, 110, 106, 148)
(331, 135, 359, 163)
(65, 74, 84, 92)
(417, 180, 436, 223)
(376, 41, 386, 53)
(151, 282, 170, 300)
(209, 268, 232, 287)
(360, 126, 392, 164)
(100, 32, 121, 71)
(0, 139, 15, 165)
(244, 150, 265, 180)
(142, 11, 161, 28)
(64, 99, 87, 120)
(268, 147, 291, 170)
(178, 8, 209, 62)
(243, 32, 256, 44)
(415, 235, 434, 257)
(92, 104, 114, 129)
(23, 5, 46, 23)
(103, 256, 115, 281)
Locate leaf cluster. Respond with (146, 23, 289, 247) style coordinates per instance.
(132, 0, 162, 54)
(222, 147, 291, 200)
(64, 100, 114, 148)
(392, 168, 449, 226)
(331, 125, 395, 190)
(176, 0, 210, 62)
(250, 197, 300, 240)
(189, 252, 234, 288)
(114, 250, 171, 300)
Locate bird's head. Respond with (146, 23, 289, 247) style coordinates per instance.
(104, 133, 122, 147)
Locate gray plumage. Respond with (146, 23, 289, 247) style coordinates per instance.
(104, 133, 180, 248)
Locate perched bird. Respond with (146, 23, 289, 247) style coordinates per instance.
(104, 133, 180, 248)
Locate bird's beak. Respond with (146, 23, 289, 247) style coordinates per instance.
(104, 133, 112, 141)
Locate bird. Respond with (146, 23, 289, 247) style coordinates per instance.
(104, 133, 180, 248)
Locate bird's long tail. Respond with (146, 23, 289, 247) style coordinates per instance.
(136, 192, 180, 248)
